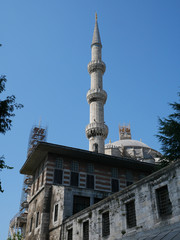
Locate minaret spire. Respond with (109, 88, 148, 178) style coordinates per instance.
(86, 14, 108, 153)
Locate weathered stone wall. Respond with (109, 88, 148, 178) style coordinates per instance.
(25, 185, 51, 240)
(61, 161, 180, 240)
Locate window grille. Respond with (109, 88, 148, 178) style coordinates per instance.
(126, 170, 133, 186)
(54, 169, 63, 184)
(87, 163, 94, 173)
(67, 228, 73, 240)
(30, 217, 33, 232)
(126, 200, 136, 228)
(54, 204, 58, 222)
(86, 174, 94, 189)
(71, 172, 79, 187)
(83, 221, 89, 240)
(36, 212, 39, 228)
(156, 185, 172, 217)
(73, 195, 90, 214)
(112, 168, 118, 178)
(111, 179, 119, 192)
(56, 158, 63, 169)
(102, 211, 110, 237)
(71, 161, 79, 172)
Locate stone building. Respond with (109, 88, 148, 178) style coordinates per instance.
(8, 15, 178, 240)
(19, 142, 155, 239)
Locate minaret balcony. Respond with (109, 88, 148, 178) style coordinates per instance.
(86, 122, 108, 139)
(88, 60, 106, 74)
(86, 89, 107, 104)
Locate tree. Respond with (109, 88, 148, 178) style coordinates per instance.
(156, 92, 180, 167)
(7, 231, 23, 240)
(0, 75, 23, 192)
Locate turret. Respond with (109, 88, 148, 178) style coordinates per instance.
(86, 14, 108, 153)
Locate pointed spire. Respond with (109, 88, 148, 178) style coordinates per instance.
(92, 13, 102, 47)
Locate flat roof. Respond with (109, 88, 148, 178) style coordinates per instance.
(20, 142, 156, 175)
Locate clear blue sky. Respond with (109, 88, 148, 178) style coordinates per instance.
(0, 0, 180, 239)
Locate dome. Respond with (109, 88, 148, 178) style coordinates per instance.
(106, 139, 150, 148)
(104, 125, 161, 163)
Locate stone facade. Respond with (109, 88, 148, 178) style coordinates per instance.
(60, 160, 180, 240)
(19, 142, 155, 239)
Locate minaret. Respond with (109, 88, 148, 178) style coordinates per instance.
(86, 14, 108, 153)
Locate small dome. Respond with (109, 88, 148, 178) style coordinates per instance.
(106, 139, 150, 148)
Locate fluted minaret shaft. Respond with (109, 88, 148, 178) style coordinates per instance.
(86, 14, 108, 153)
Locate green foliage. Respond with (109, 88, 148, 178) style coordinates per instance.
(7, 231, 23, 240)
(0, 75, 23, 134)
(0, 75, 23, 192)
(157, 92, 180, 167)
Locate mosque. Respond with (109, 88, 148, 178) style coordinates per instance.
(8, 15, 180, 240)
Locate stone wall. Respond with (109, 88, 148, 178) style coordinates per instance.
(61, 161, 180, 240)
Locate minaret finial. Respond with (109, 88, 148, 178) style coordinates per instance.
(95, 12, 97, 21)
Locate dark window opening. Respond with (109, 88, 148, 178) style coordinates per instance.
(87, 163, 94, 173)
(71, 172, 79, 187)
(102, 211, 110, 237)
(30, 217, 33, 232)
(67, 228, 73, 240)
(41, 171, 44, 186)
(83, 221, 89, 240)
(126, 171, 134, 186)
(56, 158, 63, 169)
(111, 179, 119, 192)
(73, 195, 90, 214)
(94, 197, 103, 204)
(86, 174, 94, 189)
(54, 204, 58, 222)
(54, 169, 63, 184)
(36, 212, 39, 228)
(126, 200, 136, 228)
(93, 143, 98, 153)
(71, 161, 79, 172)
(156, 185, 172, 218)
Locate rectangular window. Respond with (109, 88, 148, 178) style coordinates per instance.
(83, 221, 89, 240)
(126, 170, 133, 186)
(54, 204, 58, 222)
(56, 158, 63, 169)
(73, 195, 90, 214)
(111, 179, 119, 192)
(126, 200, 136, 228)
(41, 171, 44, 186)
(54, 169, 63, 184)
(102, 211, 110, 237)
(156, 185, 172, 217)
(67, 228, 73, 240)
(71, 161, 79, 172)
(86, 174, 94, 189)
(30, 217, 33, 232)
(87, 163, 94, 173)
(36, 212, 39, 228)
(112, 168, 118, 178)
(71, 172, 79, 187)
